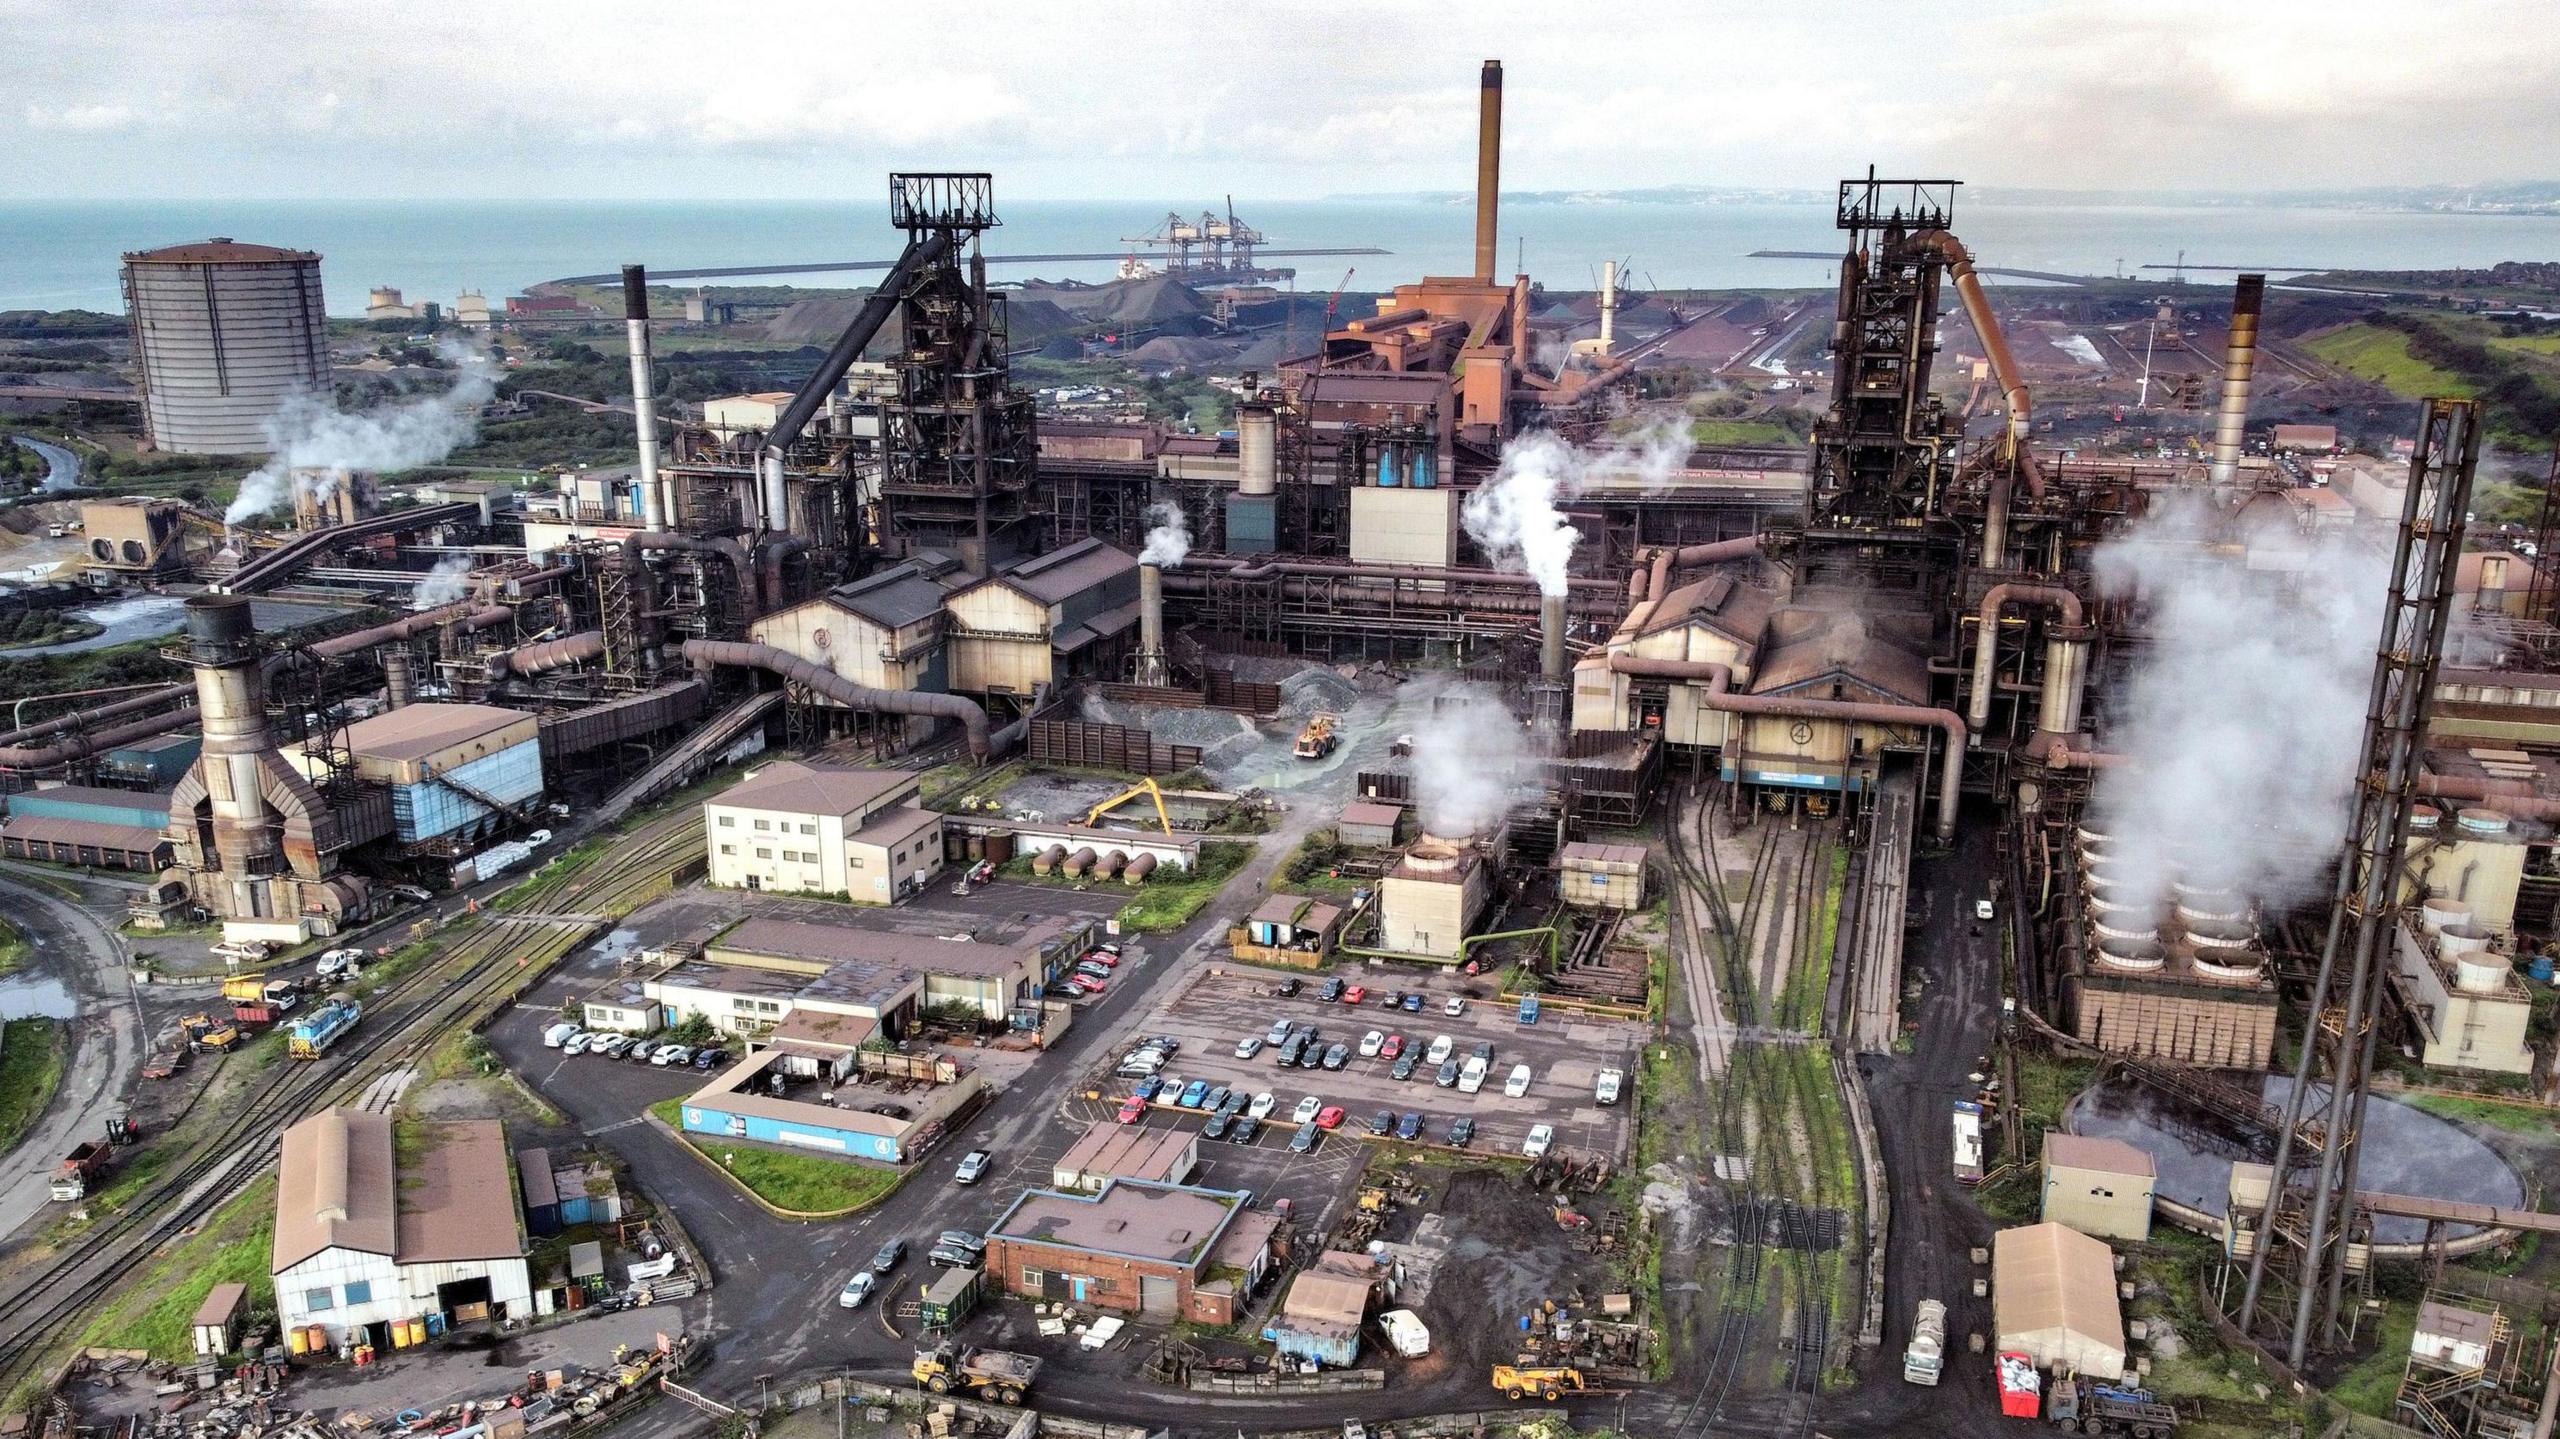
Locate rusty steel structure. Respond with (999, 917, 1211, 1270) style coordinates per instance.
(2237, 398, 2484, 1366)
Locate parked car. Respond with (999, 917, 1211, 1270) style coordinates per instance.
(1230, 1115, 1262, 1145)
(693, 1047, 731, 1069)
(596, 1035, 634, 1058)
(1400, 992, 1425, 1013)
(317, 948, 364, 981)
(1458, 1057, 1489, 1094)
(1367, 1110, 1395, 1136)
(1144, 1036, 1181, 1055)
(1379, 1033, 1406, 1060)
(1234, 1035, 1265, 1060)
(927, 1244, 978, 1268)
(1264, 1018, 1296, 1046)
(1247, 1091, 1277, 1119)
(1344, 985, 1368, 1005)
(1974, 898, 1996, 921)
(1275, 978, 1302, 998)
(1472, 1040, 1495, 1062)
(1448, 1117, 1476, 1147)
(1523, 1124, 1556, 1159)
(838, 1272, 878, 1309)
(1178, 1079, 1212, 1109)
(1117, 1095, 1148, 1124)
(1395, 1111, 1425, 1141)
(1358, 1030, 1385, 1058)
(954, 1150, 993, 1185)
(1116, 1052, 1165, 1078)
(1297, 1042, 1329, 1070)
(872, 1238, 906, 1273)
(627, 1039, 662, 1063)
(543, 1021, 580, 1048)
(1069, 975, 1107, 995)
(1426, 1035, 1456, 1065)
(388, 883, 432, 903)
(1215, 1089, 1247, 1116)
(1321, 1043, 1350, 1071)
(1132, 1075, 1165, 1102)
(1277, 1034, 1308, 1067)
(1321, 977, 1346, 1003)
(1203, 1110, 1234, 1141)
(1504, 1063, 1534, 1098)
(1435, 1059, 1462, 1088)
(1443, 996, 1466, 1016)
(651, 1044, 692, 1067)
(1289, 1121, 1322, 1154)
(1292, 1095, 1323, 1124)
(1203, 1085, 1232, 1112)
(1082, 949, 1122, 969)
(938, 1230, 986, 1256)
(1390, 1054, 1419, 1081)
(561, 1031, 595, 1056)
(1594, 1067, 1624, 1106)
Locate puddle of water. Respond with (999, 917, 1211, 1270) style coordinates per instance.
(0, 973, 79, 1020)
(589, 928, 642, 963)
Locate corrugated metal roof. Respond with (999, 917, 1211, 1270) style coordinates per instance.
(826, 562, 956, 630)
(517, 1146, 558, 1209)
(1056, 1122, 1194, 1184)
(274, 1109, 399, 1270)
(0, 814, 168, 853)
(994, 537, 1138, 605)
(1992, 1222, 2124, 1359)
(1339, 801, 1403, 828)
(341, 702, 533, 763)
(192, 1282, 247, 1329)
(716, 916, 1028, 979)
(714, 760, 913, 819)
(1748, 610, 1930, 707)
(2043, 1132, 2155, 1179)
(1249, 893, 1343, 931)
(1282, 1250, 1384, 1325)
(1561, 841, 1647, 869)
(126, 240, 319, 265)
(1639, 572, 1774, 653)
(397, 1120, 525, 1264)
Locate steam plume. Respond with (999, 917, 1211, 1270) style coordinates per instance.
(1410, 680, 1534, 838)
(1462, 416, 1695, 595)
(1138, 500, 1190, 567)
(228, 341, 498, 524)
(409, 553, 475, 611)
(2087, 493, 2391, 918)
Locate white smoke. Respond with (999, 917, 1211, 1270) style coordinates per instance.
(1409, 680, 1536, 839)
(227, 341, 499, 524)
(1138, 500, 1191, 568)
(408, 553, 475, 611)
(1462, 417, 1696, 595)
(2086, 492, 2393, 919)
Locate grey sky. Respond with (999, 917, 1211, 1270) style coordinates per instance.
(6, 0, 2555, 200)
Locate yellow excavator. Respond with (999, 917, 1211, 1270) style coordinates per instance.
(1082, 777, 1173, 836)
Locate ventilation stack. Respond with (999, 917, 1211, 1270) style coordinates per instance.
(2208, 273, 2264, 485)
(1226, 398, 1279, 555)
(1133, 562, 1170, 686)
(1534, 592, 1569, 735)
(1474, 60, 1503, 283)
(623, 264, 666, 530)
(381, 647, 414, 710)
(177, 596, 284, 921)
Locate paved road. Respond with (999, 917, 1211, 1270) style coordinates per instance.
(0, 874, 141, 1242)
(13, 437, 80, 492)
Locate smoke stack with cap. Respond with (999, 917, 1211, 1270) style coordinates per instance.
(1540, 594, 1567, 682)
(1474, 60, 1503, 284)
(381, 647, 414, 710)
(1134, 563, 1168, 686)
(2208, 273, 2264, 485)
(1238, 401, 1278, 497)
(179, 595, 282, 916)
(623, 264, 666, 529)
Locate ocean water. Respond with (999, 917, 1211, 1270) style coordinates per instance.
(4, 197, 2558, 317)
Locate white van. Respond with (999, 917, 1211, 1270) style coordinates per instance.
(1503, 1063, 1533, 1099)
(1457, 1056, 1489, 1094)
(543, 1021, 580, 1048)
(1594, 1067, 1624, 1106)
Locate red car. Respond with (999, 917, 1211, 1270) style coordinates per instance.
(1344, 985, 1368, 1005)
(1070, 974, 1107, 995)
(1379, 1033, 1406, 1060)
(1082, 950, 1121, 969)
(1116, 1095, 1148, 1124)
(1315, 1106, 1347, 1130)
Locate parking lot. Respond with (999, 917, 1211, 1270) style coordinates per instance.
(1083, 966, 1641, 1162)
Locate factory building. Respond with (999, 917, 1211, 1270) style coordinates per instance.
(1232, 893, 1344, 966)
(1, 783, 180, 871)
(746, 558, 964, 742)
(121, 240, 330, 456)
(99, 732, 203, 789)
(702, 760, 943, 903)
(1378, 833, 1494, 958)
(307, 703, 543, 847)
(2387, 897, 2536, 1075)
(645, 915, 1081, 1041)
(1268, 1250, 1392, 1368)
(272, 1110, 532, 1350)
(981, 1179, 1279, 1324)
(1574, 573, 1773, 747)
(1992, 1222, 2127, 1382)
(2038, 1132, 2157, 1243)
(1049, 1122, 1199, 1195)
(1336, 800, 1404, 849)
(80, 498, 195, 573)
(1724, 610, 1936, 805)
(675, 1044, 984, 1166)
(2066, 823, 2280, 1069)
(945, 538, 1141, 699)
(1560, 841, 1647, 911)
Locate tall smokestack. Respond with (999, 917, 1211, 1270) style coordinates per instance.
(1134, 563, 1168, 686)
(181, 596, 281, 918)
(1598, 259, 1617, 353)
(381, 647, 414, 710)
(1237, 402, 1278, 497)
(624, 264, 666, 530)
(1474, 60, 1503, 284)
(2208, 273, 2264, 485)
(1540, 593, 1567, 682)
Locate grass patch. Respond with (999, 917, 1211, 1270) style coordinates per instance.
(1780, 845, 1846, 1028)
(2304, 324, 2476, 398)
(78, 1174, 277, 1361)
(0, 1018, 67, 1157)
(2327, 1300, 2419, 1419)
(652, 1097, 904, 1215)
(1690, 417, 1803, 447)
(2403, 1090, 2556, 1134)
(1109, 840, 1252, 933)
(0, 914, 28, 975)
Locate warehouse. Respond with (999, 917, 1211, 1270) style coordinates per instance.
(1050, 1123, 1199, 1194)
(1336, 801, 1403, 849)
(702, 760, 945, 904)
(982, 1179, 1279, 1323)
(310, 703, 543, 846)
(1559, 841, 1647, 911)
(1267, 1250, 1392, 1368)
(2039, 1132, 2156, 1243)
(1992, 1222, 2127, 1381)
(747, 556, 964, 707)
(272, 1109, 532, 1352)
(0, 813, 172, 870)
(675, 1045, 985, 1165)
(6, 782, 176, 832)
(944, 538, 1141, 698)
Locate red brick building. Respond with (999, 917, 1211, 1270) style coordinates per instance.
(981, 1179, 1280, 1324)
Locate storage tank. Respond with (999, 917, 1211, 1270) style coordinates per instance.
(2421, 897, 2473, 935)
(2409, 804, 2441, 834)
(2094, 938, 2165, 973)
(2454, 949, 2514, 995)
(2439, 923, 2493, 961)
(121, 240, 330, 454)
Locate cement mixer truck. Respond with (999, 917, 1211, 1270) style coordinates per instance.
(1902, 1298, 1947, 1385)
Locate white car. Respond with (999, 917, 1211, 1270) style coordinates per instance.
(1974, 898, 1996, 921)
(1358, 1030, 1385, 1058)
(317, 948, 364, 980)
(1594, 1067, 1624, 1106)
(954, 1150, 993, 1185)
(1457, 1057, 1489, 1094)
(527, 829, 554, 847)
(542, 1021, 579, 1048)
(1425, 1035, 1455, 1066)
(1523, 1124, 1555, 1159)
(596, 1035, 634, 1058)
(837, 1271, 877, 1309)
(650, 1044, 691, 1066)
(562, 1031, 595, 1056)
(1443, 995, 1466, 1016)
(1503, 1063, 1533, 1099)
(1248, 1092, 1277, 1120)
(1292, 1095, 1323, 1124)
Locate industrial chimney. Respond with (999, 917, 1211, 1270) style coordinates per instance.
(178, 595, 283, 917)
(624, 264, 666, 529)
(1237, 401, 1278, 497)
(1474, 60, 1503, 284)
(381, 647, 414, 710)
(1598, 259, 1617, 354)
(1133, 563, 1169, 687)
(1540, 593, 1567, 683)
(2208, 273, 2264, 485)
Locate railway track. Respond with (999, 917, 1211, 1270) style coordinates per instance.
(0, 818, 704, 1405)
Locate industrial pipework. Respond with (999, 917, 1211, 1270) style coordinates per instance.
(1474, 60, 1503, 283)
(1906, 230, 2045, 499)
(1965, 583, 2087, 735)
(2208, 274, 2266, 485)
(682, 639, 1004, 761)
(623, 265, 666, 530)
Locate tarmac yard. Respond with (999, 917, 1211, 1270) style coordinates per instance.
(1089, 966, 1642, 1163)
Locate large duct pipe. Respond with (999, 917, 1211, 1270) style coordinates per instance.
(620, 532, 759, 619)
(1540, 594, 1567, 681)
(760, 535, 810, 614)
(0, 684, 194, 748)
(2413, 773, 2560, 823)
(382, 648, 414, 710)
(1907, 230, 2045, 498)
(1603, 653, 1966, 841)
(1157, 566, 1615, 619)
(0, 706, 201, 770)
(1134, 564, 1168, 686)
(486, 631, 605, 681)
(1966, 583, 2085, 732)
(1237, 402, 1278, 497)
(683, 639, 1000, 760)
(2209, 273, 2265, 485)
(310, 602, 510, 658)
(1474, 60, 1503, 283)
(623, 265, 665, 531)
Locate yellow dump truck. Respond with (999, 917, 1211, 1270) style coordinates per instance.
(913, 1342, 1040, 1405)
(1491, 1364, 1587, 1401)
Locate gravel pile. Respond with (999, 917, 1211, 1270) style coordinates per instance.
(1275, 667, 1361, 719)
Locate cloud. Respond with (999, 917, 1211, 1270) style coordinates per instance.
(24, 102, 136, 132)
